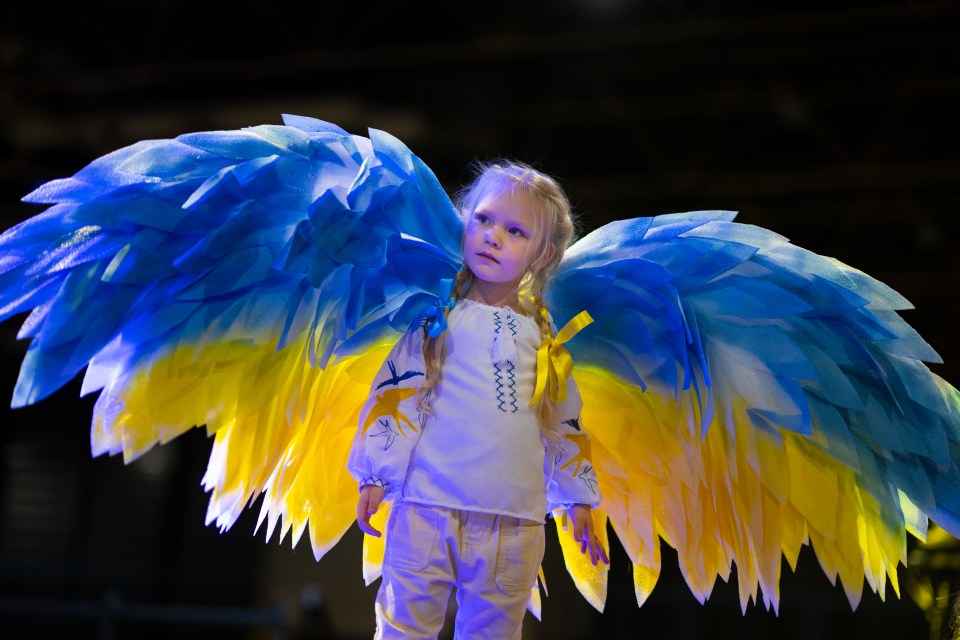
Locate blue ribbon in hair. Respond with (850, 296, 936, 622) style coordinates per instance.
(423, 279, 457, 338)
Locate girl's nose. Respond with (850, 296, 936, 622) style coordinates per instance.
(484, 227, 501, 248)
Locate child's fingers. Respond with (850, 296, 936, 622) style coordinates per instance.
(590, 537, 607, 566)
(597, 540, 610, 565)
(572, 517, 585, 544)
(357, 514, 380, 537)
(586, 535, 598, 565)
(585, 537, 602, 566)
(578, 528, 609, 566)
(569, 505, 607, 564)
(356, 487, 383, 537)
(357, 508, 382, 537)
(577, 525, 593, 561)
(367, 489, 383, 515)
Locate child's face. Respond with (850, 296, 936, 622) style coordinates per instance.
(463, 191, 538, 289)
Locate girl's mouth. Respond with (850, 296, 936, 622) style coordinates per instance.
(477, 252, 499, 264)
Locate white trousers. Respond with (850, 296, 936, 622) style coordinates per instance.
(374, 502, 545, 640)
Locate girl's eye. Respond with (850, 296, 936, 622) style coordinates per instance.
(509, 227, 527, 238)
(476, 214, 490, 224)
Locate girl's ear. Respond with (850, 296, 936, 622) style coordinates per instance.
(529, 245, 556, 273)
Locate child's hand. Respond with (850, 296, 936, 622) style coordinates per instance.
(357, 484, 386, 537)
(569, 504, 609, 566)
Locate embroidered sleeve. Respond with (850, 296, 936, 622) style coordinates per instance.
(346, 330, 426, 500)
(546, 373, 602, 513)
(358, 476, 390, 494)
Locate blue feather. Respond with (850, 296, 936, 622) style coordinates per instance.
(4, 115, 462, 411)
(547, 209, 960, 539)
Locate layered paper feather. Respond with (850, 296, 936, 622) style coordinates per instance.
(1, 115, 462, 553)
(546, 212, 960, 610)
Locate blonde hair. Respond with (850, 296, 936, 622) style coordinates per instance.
(418, 161, 577, 438)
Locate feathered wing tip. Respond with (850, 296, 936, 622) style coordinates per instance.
(361, 500, 392, 585)
(554, 506, 610, 613)
(548, 211, 960, 611)
(2, 115, 463, 558)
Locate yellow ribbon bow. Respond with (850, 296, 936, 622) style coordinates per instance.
(531, 309, 594, 405)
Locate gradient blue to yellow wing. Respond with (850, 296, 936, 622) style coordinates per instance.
(547, 211, 960, 611)
(0, 115, 462, 558)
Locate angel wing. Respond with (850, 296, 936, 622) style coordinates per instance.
(546, 211, 960, 612)
(1, 114, 462, 558)
(6, 116, 959, 617)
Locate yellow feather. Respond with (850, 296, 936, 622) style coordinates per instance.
(86, 320, 931, 614)
(554, 505, 610, 612)
(575, 364, 918, 611)
(95, 332, 393, 561)
(362, 501, 391, 585)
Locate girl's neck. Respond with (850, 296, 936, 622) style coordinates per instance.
(464, 278, 522, 311)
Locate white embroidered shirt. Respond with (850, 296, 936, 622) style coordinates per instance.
(347, 299, 600, 523)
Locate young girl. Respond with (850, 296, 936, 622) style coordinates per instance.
(347, 161, 608, 639)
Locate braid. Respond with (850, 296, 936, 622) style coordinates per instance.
(529, 283, 562, 441)
(418, 267, 473, 412)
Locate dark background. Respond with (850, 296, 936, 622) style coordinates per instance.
(1, 0, 959, 638)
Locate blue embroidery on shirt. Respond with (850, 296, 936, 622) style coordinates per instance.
(494, 362, 506, 412)
(579, 464, 598, 495)
(506, 361, 518, 412)
(418, 402, 428, 431)
(506, 314, 518, 336)
(491, 310, 519, 413)
(493, 311, 506, 412)
(505, 315, 518, 412)
(361, 476, 390, 494)
(376, 360, 424, 390)
(371, 418, 400, 451)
